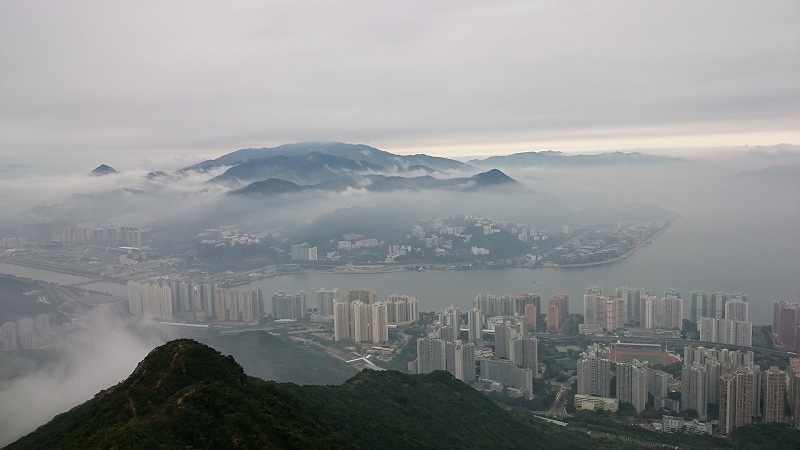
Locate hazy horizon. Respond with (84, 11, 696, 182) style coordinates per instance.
(2, 2, 798, 169)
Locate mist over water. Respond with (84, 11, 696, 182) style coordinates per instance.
(233, 163, 800, 326)
(0, 149, 798, 445)
(2, 156, 797, 327)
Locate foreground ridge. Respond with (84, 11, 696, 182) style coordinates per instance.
(16, 338, 774, 450)
(6, 339, 354, 449)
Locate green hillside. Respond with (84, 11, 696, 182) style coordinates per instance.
(8, 339, 646, 450)
(5, 339, 353, 449)
(284, 369, 630, 450)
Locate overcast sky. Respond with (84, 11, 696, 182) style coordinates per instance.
(1, 1, 798, 170)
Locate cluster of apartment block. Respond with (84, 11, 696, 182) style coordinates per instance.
(413, 297, 540, 399)
(580, 286, 753, 347)
(582, 286, 683, 333)
(685, 345, 800, 433)
(0, 314, 52, 351)
(127, 281, 367, 324)
(61, 225, 141, 247)
(127, 280, 266, 322)
(0, 237, 27, 248)
(576, 344, 676, 415)
(332, 289, 418, 344)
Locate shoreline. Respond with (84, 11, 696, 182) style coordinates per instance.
(0, 258, 105, 280)
(541, 219, 676, 269)
(0, 219, 677, 283)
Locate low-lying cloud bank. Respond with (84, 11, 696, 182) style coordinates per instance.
(0, 313, 169, 447)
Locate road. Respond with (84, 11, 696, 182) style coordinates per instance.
(544, 375, 576, 418)
(54, 285, 82, 317)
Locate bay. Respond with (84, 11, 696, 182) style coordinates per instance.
(1, 169, 798, 326)
(234, 176, 800, 327)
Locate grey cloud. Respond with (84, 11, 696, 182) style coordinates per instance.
(0, 312, 166, 447)
(0, 1, 798, 169)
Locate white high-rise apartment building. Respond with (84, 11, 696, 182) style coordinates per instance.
(17, 318, 37, 349)
(387, 295, 418, 325)
(240, 290, 256, 323)
(510, 336, 538, 372)
(227, 290, 240, 322)
(446, 339, 477, 382)
(0, 322, 18, 351)
(417, 336, 447, 374)
(583, 286, 604, 326)
(720, 366, 760, 434)
(35, 313, 50, 337)
(682, 363, 708, 417)
(467, 307, 483, 343)
(617, 360, 647, 413)
(332, 300, 389, 344)
(317, 288, 338, 316)
(440, 306, 461, 336)
(763, 366, 786, 424)
(641, 295, 683, 330)
(724, 298, 749, 322)
(472, 294, 514, 318)
(370, 302, 389, 343)
(616, 286, 636, 324)
(333, 300, 350, 341)
(351, 301, 371, 343)
(789, 361, 800, 430)
(700, 317, 752, 347)
(128, 280, 173, 321)
(578, 356, 612, 398)
(214, 287, 226, 320)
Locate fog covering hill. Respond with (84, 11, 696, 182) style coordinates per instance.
(730, 163, 800, 182)
(210, 151, 387, 185)
(291, 206, 418, 248)
(5, 339, 640, 450)
(0, 275, 63, 325)
(228, 168, 527, 196)
(186, 142, 472, 172)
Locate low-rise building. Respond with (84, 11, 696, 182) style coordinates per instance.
(573, 394, 618, 412)
(662, 416, 712, 434)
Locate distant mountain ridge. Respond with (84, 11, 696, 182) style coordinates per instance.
(228, 168, 527, 196)
(185, 142, 473, 173)
(469, 150, 681, 167)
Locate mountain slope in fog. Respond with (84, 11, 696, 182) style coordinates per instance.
(185, 141, 473, 172)
(730, 164, 800, 182)
(209, 151, 388, 185)
(227, 169, 527, 196)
